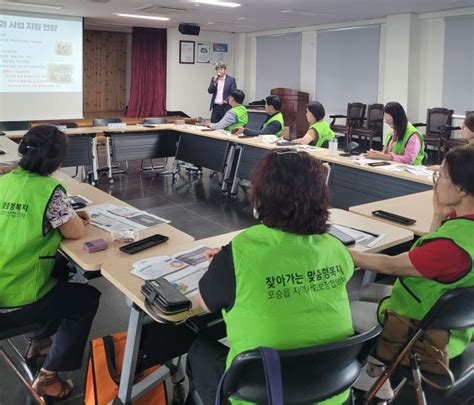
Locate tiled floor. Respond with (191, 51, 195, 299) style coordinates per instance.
(0, 159, 369, 404)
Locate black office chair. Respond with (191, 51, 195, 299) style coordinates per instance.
(365, 287, 474, 405)
(442, 110, 472, 153)
(413, 108, 454, 164)
(0, 121, 32, 131)
(0, 322, 43, 384)
(140, 117, 170, 173)
(92, 117, 122, 127)
(350, 103, 384, 150)
(246, 112, 268, 131)
(330, 103, 367, 147)
(214, 326, 381, 405)
(54, 122, 78, 129)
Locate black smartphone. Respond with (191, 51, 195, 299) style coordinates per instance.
(71, 202, 87, 210)
(372, 210, 416, 225)
(0, 132, 5, 136)
(238, 134, 256, 139)
(119, 234, 169, 254)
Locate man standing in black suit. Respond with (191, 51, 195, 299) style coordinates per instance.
(208, 62, 237, 123)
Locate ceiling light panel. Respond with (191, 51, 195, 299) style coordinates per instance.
(113, 13, 170, 21)
(192, 0, 241, 8)
(0, 1, 62, 9)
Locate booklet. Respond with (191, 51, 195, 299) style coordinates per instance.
(131, 245, 211, 297)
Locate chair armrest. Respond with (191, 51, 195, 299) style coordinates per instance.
(438, 125, 461, 132)
(412, 122, 427, 128)
(329, 114, 347, 126)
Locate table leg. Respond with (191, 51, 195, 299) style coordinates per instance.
(105, 136, 113, 183)
(221, 144, 236, 192)
(230, 145, 243, 195)
(116, 305, 144, 405)
(91, 137, 99, 186)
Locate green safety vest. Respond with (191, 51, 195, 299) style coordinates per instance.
(384, 123, 425, 166)
(309, 120, 335, 147)
(226, 105, 248, 132)
(263, 112, 285, 137)
(224, 224, 355, 404)
(378, 217, 474, 358)
(0, 168, 64, 307)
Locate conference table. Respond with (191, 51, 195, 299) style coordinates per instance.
(5, 123, 433, 208)
(100, 208, 414, 404)
(349, 190, 433, 236)
(55, 174, 194, 272)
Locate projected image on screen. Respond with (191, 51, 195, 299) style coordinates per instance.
(0, 12, 83, 121)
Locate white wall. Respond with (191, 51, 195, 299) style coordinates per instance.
(166, 28, 235, 119)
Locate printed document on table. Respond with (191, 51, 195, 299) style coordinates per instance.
(331, 224, 385, 248)
(86, 203, 169, 232)
(131, 245, 211, 297)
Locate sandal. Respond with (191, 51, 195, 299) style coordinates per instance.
(24, 337, 52, 360)
(32, 371, 74, 399)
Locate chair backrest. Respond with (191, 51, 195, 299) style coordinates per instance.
(0, 121, 32, 131)
(420, 287, 474, 331)
(92, 117, 122, 127)
(220, 326, 380, 405)
(246, 112, 268, 130)
(346, 103, 367, 128)
(142, 117, 167, 125)
(425, 108, 453, 139)
(54, 122, 78, 128)
(366, 104, 384, 130)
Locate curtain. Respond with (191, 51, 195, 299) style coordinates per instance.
(127, 27, 167, 117)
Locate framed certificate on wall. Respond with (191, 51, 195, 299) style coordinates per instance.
(179, 40, 195, 64)
(197, 43, 210, 63)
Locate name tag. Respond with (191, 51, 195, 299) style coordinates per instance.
(108, 122, 127, 129)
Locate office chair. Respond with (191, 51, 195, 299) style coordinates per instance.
(210, 326, 380, 405)
(413, 108, 454, 164)
(0, 121, 32, 131)
(92, 117, 122, 127)
(350, 103, 384, 150)
(54, 122, 78, 128)
(141, 117, 168, 125)
(442, 110, 472, 153)
(364, 287, 474, 405)
(330, 103, 367, 147)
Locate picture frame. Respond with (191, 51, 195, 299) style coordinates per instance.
(196, 42, 211, 63)
(179, 40, 195, 64)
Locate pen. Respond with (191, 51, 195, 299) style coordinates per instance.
(346, 226, 380, 238)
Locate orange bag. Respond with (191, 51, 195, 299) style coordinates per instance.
(85, 331, 167, 405)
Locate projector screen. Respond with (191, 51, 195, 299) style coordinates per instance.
(0, 11, 83, 121)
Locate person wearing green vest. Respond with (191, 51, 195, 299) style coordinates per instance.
(233, 95, 285, 137)
(209, 89, 248, 132)
(367, 102, 425, 165)
(349, 145, 474, 400)
(294, 101, 335, 147)
(0, 125, 100, 400)
(186, 150, 355, 405)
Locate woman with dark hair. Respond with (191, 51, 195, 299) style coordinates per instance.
(367, 102, 425, 165)
(294, 101, 335, 147)
(186, 149, 355, 404)
(351, 145, 474, 400)
(0, 125, 100, 399)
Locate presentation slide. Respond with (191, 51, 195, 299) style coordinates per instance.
(0, 11, 83, 121)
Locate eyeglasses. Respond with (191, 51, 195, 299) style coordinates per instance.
(432, 170, 450, 184)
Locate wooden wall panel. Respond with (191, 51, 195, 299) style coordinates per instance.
(83, 30, 127, 114)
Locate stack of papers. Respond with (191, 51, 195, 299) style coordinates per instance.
(86, 203, 169, 232)
(330, 224, 385, 248)
(350, 156, 386, 165)
(131, 246, 211, 297)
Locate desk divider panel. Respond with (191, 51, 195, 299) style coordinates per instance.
(62, 135, 94, 168)
(174, 133, 230, 172)
(110, 131, 179, 162)
(329, 164, 432, 209)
